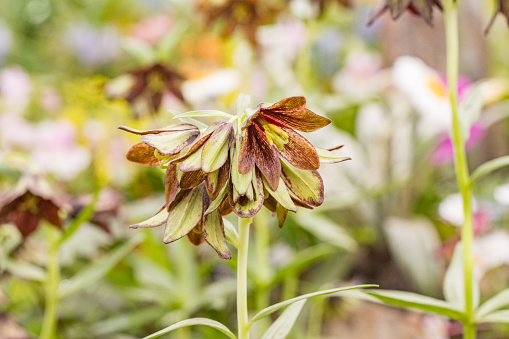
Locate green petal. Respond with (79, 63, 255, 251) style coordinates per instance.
(164, 187, 204, 243)
(205, 158, 229, 200)
(276, 203, 288, 228)
(281, 159, 324, 207)
(142, 128, 200, 155)
(130, 206, 169, 229)
(205, 183, 228, 215)
(316, 147, 351, 164)
(232, 170, 264, 218)
(180, 146, 204, 172)
(231, 137, 253, 195)
(263, 177, 297, 212)
(202, 123, 234, 173)
(126, 142, 163, 166)
(202, 210, 232, 259)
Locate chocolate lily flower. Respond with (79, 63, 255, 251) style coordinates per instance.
(0, 175, 62, 237)
(238, 96, 331, 190)
(124, 63, 185, 117)
(486, 0, 509, 33)
(368, 0, 442, 25)
(199, 0, 279, 45)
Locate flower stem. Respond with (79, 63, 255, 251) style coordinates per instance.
(254, 210, 271, 332)
(443, 1, 476, 338)
(237, 217, 252, 339)
(40, 226, 61, 339)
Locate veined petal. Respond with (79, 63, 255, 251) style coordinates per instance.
(130, 206, 169, 229)
(252, 124, 281, 190)
(171, 133, 211, 165)
(187, 223, 205, 246)
(164, 187, 204, 243)
(261, 96, 306, 113)
(278, 127, 320, 170)
(263, 177, 297, 212)
(205, 157, 230, 200)
(218, 195, 232, 216)
(238, 126, 257, 175)
(232, 170, 264, 218)
(180, 170, 207, 190)
(118, 123, 198, 135)
(142, 128, 200, 155)
(165, 163, 179, 205)
(264, 108, 331, 133)
(232, 136, 253, 195)
(388, 0, 412, 19)
(126, 142, 163, 166)
(276, 203, 289, 228)
(202, 210, 232, 259)
(202, 123, 234, 173)
(281, 158, 324, 207)
(316, 147, 351, 164)
(205, 183, 228, 215)
(180, 146, 204, 172)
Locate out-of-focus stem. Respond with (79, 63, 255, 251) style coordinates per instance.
(237, 217, 252, 339)
(40, 227, 61, 339)
(254, 210, 271, 332)
(443, 1, 476, 338)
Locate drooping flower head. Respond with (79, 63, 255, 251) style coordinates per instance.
(486, 0, 509, 33)
(368, 0, 443, 25)
(120, 95, 349, 259)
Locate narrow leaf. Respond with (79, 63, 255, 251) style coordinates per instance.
(261, 300, 306, 339)
(477, 289, 509, 320)
(481, 310, 509, 324)
(60, 189, 100, 243)
(250, 284, 377, 324)
(365, 290, 467, 321)
(173, 110, 233, 119)
(471, 155, 509, 184)
(143, 318, 237, 339)
(4, 260, 46, 281)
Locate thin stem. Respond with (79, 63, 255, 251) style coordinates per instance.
(443, 1, 476, 338)
(237, 217, 252, 339)
(254, 210, 271, 333)
(40, 227, 61, 339)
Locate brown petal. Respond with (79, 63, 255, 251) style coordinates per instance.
(238, 128, 256, 175)
(251, 124, 281, 191)
(12, 211, 40, 237)
(231, 170, 264, 218)
(180, 170, 207, 190)
(277, 127, 319, 171)
(261, 96, 306, 113)
(264, 108, 331, 133)
(40, 199, 62, 229)
(125, 75, 147, 103)
(218, 194, 233, 216)
(276, 203, 288, 228)
(165, 164, 179, 205)
(187, 223, 205, 246)
(126, 142, 163, 167)
(205, 157, 230, 200)
(171, 133, 212, 165)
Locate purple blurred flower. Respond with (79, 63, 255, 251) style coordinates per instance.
(64, 23, 120, 66)
(430, 122, 485, 165)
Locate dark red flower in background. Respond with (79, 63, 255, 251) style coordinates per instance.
(368, 0, 443, 25)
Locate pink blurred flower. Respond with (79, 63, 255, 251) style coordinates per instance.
(129, 14, 173, 45)
(39, 88, 62, 113)
(430, 122, 485, 165)
(0, 114, 35, 150)
(0, 66, 32, 112)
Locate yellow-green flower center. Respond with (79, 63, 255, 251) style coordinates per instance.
(147, 72, 166, 93)
(261, 122, 289, 151)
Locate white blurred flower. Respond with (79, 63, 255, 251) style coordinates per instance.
(30, 119, 91, 181)
(494, 183, 509, 206)
(473, 231, 509, 276)
(438, 193, 478, 226)
(0, 66, 32, 112)
(0, 114, 35, 150)
(129, 13, 173, 46)
(39, 87, 62, 113)
(0, 20, 12, 64)
(182, 68, 241, 105)
(421, 315, 449, 339)
(64, 23, 120, 66)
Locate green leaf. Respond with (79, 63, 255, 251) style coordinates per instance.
(3, 260, 46, 281)
(223, 219, 239, 249)
(236, 94, 251, 116)
(477, 289, 509, 320)
(365, 290, 467, 321)
(470, 155, 509, 184)
(172, 110, 233, 119)
(60, 189, 100, 243)
(480, 310, 509, 324)
(143, 318, 237, 339)
(443, 242, 480, 310)
(250, 284, 376, 324)
(59, 235, 143, 298)
(260, 300, 306, 339)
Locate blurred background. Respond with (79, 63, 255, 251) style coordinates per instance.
(1, 0, 509, 338)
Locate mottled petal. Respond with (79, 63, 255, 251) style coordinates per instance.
(264, 108, 331, 133)
(180, 146, 204, 172)
(261, 96, 306, 113)
(205, 183, 228, 215)
(164, 186, 204, 243)
(126, 142, 163, 167)
(263, 177, 297, 212)
(142, 128, 200, 156)
(232, 136, 253, 195)
(202, 210, 232, 259)
(218, 194, 233, 216)
(252, 124, 281, 190)
(238, 126, 257, 175)
(278, 127, 319, 171)
(202, 123, 234, 173)
(276, 203, 288, 228)
(180, 170, 206, 190)
(205, 157, 230, 200)
(281, 159, 324, 207)
(232, 170, 264, 218)
(165, 164, 179, 205)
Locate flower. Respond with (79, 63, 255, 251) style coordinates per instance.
(368, 0, 442, 25)
(122, 63, 186, 117)
(486, 0, 509, 33)
(0, 175, 62, 237)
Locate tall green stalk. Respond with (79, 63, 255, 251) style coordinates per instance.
(443, 1, 476, 338)
(237, 217, 252, 339)
(40, 227, 61, 339)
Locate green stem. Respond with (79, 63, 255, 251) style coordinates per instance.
(40, 227, 61, 339)
(254, 211, 271, 333)
(443, 1, 476, 338)
(237, 217, 252, 339)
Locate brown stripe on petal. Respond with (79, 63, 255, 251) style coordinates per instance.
(165, 164, 179, 205)
(251, 124, 281, 190)
(142, 129, 200, 156)
(264, 108, 331, 133)
(218, 194, 233, 216)
(261, 96, 306, 113)
(171, 132, 211, 165)
(277, 127, 319, 171)
(276, 203, 288, 228)
(205, 156, 230, 200)
(150, 92, 163, 112)
(263, 194, 277, 213)
(202, 122, 234, 173)
(126, 142, 163, 166)
(180, 170, 206, 190)
(238, 127, 256, 175)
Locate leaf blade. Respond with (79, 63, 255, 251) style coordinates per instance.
(471, 155, 509, 184)
(143, 318, 237, 339)
(260, 300, 306, 339)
